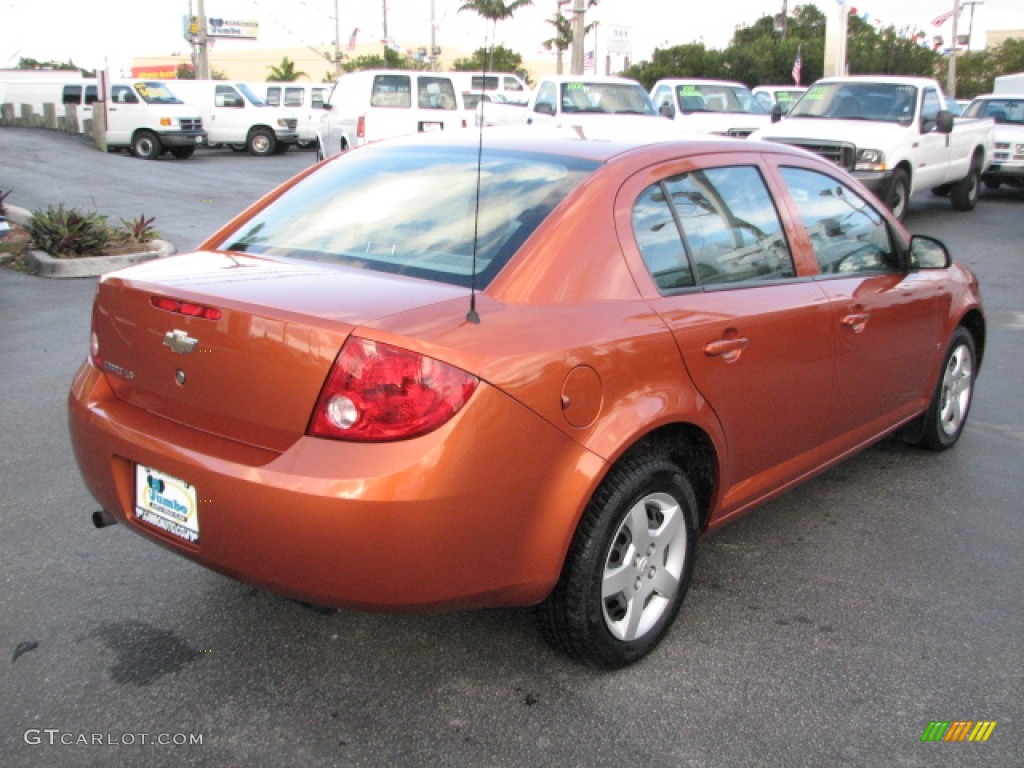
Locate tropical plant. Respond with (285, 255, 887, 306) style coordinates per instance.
(115, 215, 160, 244)
(267, 57, 308, 82)
(543, 12, 597, 75)
(29, 205, 113, 258)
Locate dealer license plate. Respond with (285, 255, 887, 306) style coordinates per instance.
(134, 464, 199, 544)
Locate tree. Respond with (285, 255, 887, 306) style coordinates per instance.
(175, 63, 227, 80)
(452, 46, 524, 76)
(267, 57, 308, 82)
(543, 12, 597, 76)
(458, 0, 534, 70)
(341, 48, 420, 73)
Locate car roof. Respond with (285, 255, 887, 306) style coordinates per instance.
(655, 78, 747, 88)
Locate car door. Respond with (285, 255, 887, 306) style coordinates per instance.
(625, 158, 835, 516)
(775, 165, 944, 441)
(913, 86, 955, 189)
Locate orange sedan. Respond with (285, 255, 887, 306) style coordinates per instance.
(69, 128, 984, 668)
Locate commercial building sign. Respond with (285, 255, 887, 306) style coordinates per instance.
(182, 16, 259, 40)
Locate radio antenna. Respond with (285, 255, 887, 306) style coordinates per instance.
(465, 32, 490, 325)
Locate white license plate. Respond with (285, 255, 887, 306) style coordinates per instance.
(134, 464, 199, 543)
(419, 121, 443, 132)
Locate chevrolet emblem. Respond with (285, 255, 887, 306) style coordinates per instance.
(163, 329, 199, 354)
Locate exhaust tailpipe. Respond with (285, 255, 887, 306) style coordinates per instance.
(92, 509, 118, 528)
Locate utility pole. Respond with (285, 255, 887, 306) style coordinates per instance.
(333, 0, 343, 77)
(947, 0, 959, 98)
(570, 0, 585, 75)
(196, 0, 211, 79)
(430, 0, 438, 71)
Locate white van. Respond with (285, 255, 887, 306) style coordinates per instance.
(0, 78, 97, 129)
(248, 82, 329, 147)
(168, 80, 299, 156)
(651, 78, 771, 137)
(103, 80, 207, 159)
(449, 71, 530, 109)
(317, 70, 468, 160)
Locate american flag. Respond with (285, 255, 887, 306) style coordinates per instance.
(931, 9, 956, 27)
(792, 46, 802, 87)
(347, 27, 359, 52)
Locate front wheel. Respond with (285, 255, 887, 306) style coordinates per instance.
(131, 130, 162, 160)
(247, 128, 276, 156)
(903, 327, 977, 451)
(536, 453, 698, 668)
(885, 168, 910, 221)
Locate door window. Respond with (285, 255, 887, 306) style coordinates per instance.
(371, 75, 411, 108)
(779, 167, 896, 275)
(633, 166, 794, 291)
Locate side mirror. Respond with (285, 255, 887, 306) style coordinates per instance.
(935, 110, 954, 133)
(322, 103, 334, 111)
(659, 102, 675, 119)
(534, 102, 555, 116)
(909, 235, 951, 270)
(771, 104, 783, 123)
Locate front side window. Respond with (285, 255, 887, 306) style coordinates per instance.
(284, 87, 304, 107)
(217, 146, 598, 288)
(780, 167, 896, 275)
(215, 85, 244, 108)
(534, 81, 558, 113)
(111, 85, 139, 104)
(633, 166, 794, 291)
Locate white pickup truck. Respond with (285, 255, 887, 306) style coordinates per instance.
(510, 75, 675, 137)
(749, 76, 995, 219)
(964, 93, 1024, 191)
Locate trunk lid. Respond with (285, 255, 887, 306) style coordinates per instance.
(92, 252, 467, 452)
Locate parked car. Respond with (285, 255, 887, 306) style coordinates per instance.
(651, 78, 771, 137)
(248, 81, 330, 148)
(963, 94, 1024, 190)
(70, 128, 984, 668)
(752, 85, 807, 115)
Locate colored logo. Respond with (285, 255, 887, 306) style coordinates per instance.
(921, 721, 997, 742)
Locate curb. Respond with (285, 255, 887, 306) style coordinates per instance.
(5, 204, 177, 278)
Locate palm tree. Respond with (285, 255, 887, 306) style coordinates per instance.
(543, 12, 596, 75)
(458, 0, 534, 70)
(266, 57, 308, 82)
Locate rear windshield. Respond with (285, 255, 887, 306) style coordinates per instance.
(216, 145, 599, 287)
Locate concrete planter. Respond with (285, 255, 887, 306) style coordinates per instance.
(6, 204, 176, 278)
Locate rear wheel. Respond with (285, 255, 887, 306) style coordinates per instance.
(131, 130, 162, 160)
(885, 168, 910, 221)
(950, 162, 981, 211)
(903, 327, 977, 451)
(536, 452, 698, 668)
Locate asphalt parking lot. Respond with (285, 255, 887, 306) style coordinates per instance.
(1, 127, 1022, 767)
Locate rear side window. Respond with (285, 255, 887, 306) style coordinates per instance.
(371, 75, 411, 108)
(780, 167, 896, 275)
(284, 87, 304, 107)
(633, 166, 794, 291)
(62, 85, 81, 105)
(312, 88, 327, 108)
(417, 77, 457, 110)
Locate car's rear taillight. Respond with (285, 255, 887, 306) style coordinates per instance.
(356, 115, 365, 139)
(308, 338, 478, 442)
(89, 307, 103, 369)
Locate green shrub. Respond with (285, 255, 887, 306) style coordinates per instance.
(29, 205, 113, 258)
(115, 214, 160, 244)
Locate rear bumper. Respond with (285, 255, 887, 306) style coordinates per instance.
(68, 361, 605, 612)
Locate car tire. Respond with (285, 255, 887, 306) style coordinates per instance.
(950, 162, 981, 211)
(169, 146, 195, 160)
(903, 327, 977, 451)
(247, 128, 276, 157)
(131, 130, 162, 160)
(885, 168, 910, 221)
(536, 452, 698, 668)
